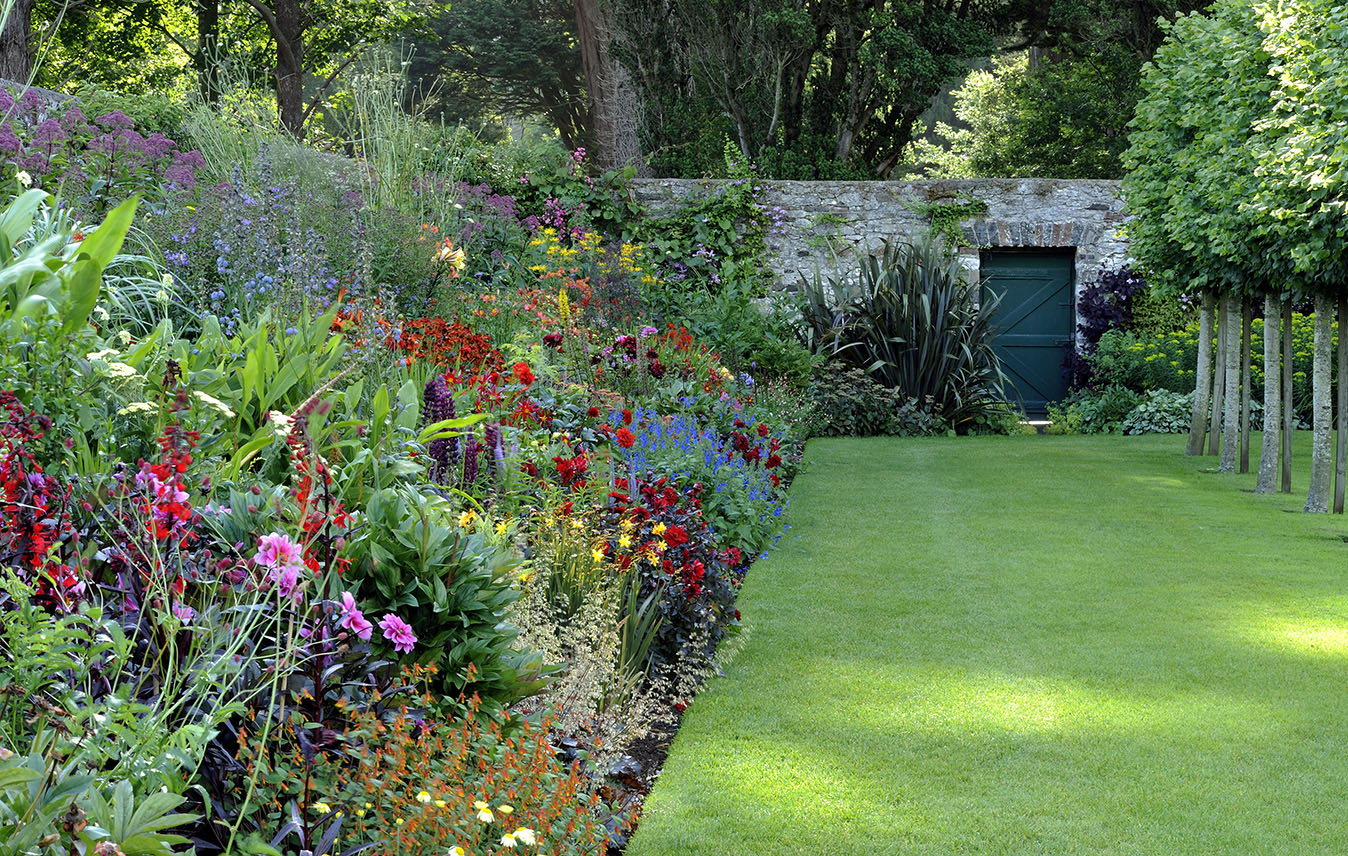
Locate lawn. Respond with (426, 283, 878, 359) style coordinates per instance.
(626, 433, 1348, 856)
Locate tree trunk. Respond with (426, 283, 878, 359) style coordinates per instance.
(575, 0, 645, 172)
(1282, 297, 1294, 493)
(196, 0, 222, 105)
(1240, 297, 1252, 474)
(1336, 296, 1347, 513)
(273, 0, 305, 138)
(1220, 295, 1241, 473)
(1187, 291, 1215, 455)
(1305, 293, 1333, 513)
(1208, 296, 1227, 457)
(0, 0, 32, 82)
(1256, 293, 1281, 494)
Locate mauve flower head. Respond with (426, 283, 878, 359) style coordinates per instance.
(338, 591, 374, 641)
(255, 531, 303, 568)
(270, 563, 303, 602)
(379, 613, 417, 654)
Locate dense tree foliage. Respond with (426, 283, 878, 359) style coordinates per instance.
(1124, 0, 1348, 510)
(407, 0, 587, 148)
(909, 1, 1208, 179)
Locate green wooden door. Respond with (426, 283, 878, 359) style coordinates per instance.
(980, 251, 1074, 417)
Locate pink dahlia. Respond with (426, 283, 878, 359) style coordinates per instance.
(255, 532, 303, 568)
(338, 591, 374, 641)
(379, 613, 418, 654)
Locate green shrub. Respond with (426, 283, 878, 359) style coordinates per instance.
(1121, 389, 1195, 434)
(1089, 315, 1319, 422)
(341, 487, 549, 716)
(797, 238, 1007, 432)
(1127, 287, 1195, 336)
(1046, 385, 1144, 434)
(807, 362, 946, 437)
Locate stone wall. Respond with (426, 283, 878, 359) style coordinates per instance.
(630, 177, 1129, 300)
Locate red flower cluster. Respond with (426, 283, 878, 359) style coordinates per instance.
(388, 318, 502, 371)
(0, 392, 83, 612)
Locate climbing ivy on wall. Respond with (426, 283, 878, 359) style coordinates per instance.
(904, 192, 989, 247)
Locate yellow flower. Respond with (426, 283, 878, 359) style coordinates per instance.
(416, 790, 431, 804)
(558, 288, 571, 326)
(592, 547, 605, 564)
(475, 800, 494, 823)
(450, 849, 466, 856)
(514, 828, 537, 846)
(498, 804, 514, 816)
(618, 534, 633, 550)
(460, 510, 477, 528)
(394, 818, 404, 826)
(652, 522, 667, 537)
(435, 799, 447, 808)
(312, 801, 332, 815)
(496, 520, 510, 536)
(570, 518, 584, 531)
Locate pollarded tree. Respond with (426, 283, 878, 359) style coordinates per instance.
(1123, 0, 1282, 476)
(1248, 0, 1348, 512)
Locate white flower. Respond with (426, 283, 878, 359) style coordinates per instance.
(500, 833, 516, 849)
(513, 828, 536, 846)
(117, 330, 133, 345)
(473, 800, 494, 823)
(15, 170, 31, 188)
(93, 305, 110, 322)
(155, 289, 169, 303)
(118, 402, 155, 415)
(105, 361, 139, 379)
(161, 273, 174, 290)
(193, 390, 236, 418)
(86, 349, 118, 361)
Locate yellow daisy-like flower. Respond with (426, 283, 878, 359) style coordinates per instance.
(416, 790, 431, 804)
(514, 828, 537, 846)
(496, 520, 510, 536)
(498, 804, 514, 817)
(474, 800, 494, 823)
(312, 801, 332, 815)
(459, 510, 477, 528)
(435, 799, 447, 808)
(450, 848, 466, 856)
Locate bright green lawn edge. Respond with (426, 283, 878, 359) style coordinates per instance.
(626, 433, 1348, 856)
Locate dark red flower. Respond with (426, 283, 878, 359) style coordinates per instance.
(621, 409, 633, 425)
(616, 427, 636, 448)
(664, 524, 690, 547)
(757, 424, 770, 438)
(587, 406, 600, 418)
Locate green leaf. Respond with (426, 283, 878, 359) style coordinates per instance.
(0, 189, 48, 245)
(61, 256, 104, 333)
